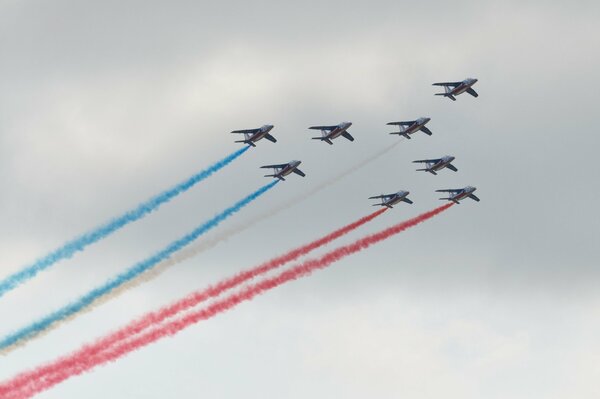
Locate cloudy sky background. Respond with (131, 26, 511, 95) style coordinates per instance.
(1, 0, 599, 397)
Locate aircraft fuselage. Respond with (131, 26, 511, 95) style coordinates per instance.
(248, 125, 274, 143)
(324, 122, 352, 139)
(449, 79, 478, 96)
(275, 160, 302, 179)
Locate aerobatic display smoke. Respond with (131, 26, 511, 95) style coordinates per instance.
(106, 140, 405, 293)
(0, 180, 277, 352)
(0, 146, 250, 300)
(0, 207, 387, 390)
(1, 203, 452, 399)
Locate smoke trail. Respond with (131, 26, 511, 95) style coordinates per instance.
(0, 146, 250, 300)
(0, 142, 400, 356)
(98, 140, 405, 298)
(0, 180, 278, 352)
(2, 204, 452, 399)
(1, 206, 387, 386)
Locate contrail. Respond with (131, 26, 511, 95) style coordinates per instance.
(2, 203, 452, 399)
(96, 140, 405, 299)
(0, 180, 278, 352)
(0, 146, 250, 300)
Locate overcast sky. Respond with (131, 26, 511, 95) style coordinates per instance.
(1, 0, 599, 398)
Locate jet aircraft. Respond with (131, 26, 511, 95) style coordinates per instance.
(413, 155, 457, 175)
(387, 117, 432, 139)
(436, 186, 480, 203)
(432, 78, 478, 101)
(231, 124, 276, 147)
(369, 191, 413, 208)
(261, 160, 305, 181)
(309, 122, 354, 145)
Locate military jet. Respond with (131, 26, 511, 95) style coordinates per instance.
(387, 117, 432, 139)
(433, 78, 478, 101)
(309, 122, 354, 145)
(436, 186, 480, 203)
(413, 155, 457, 175)
(369, 191, 413, 208)
(261, 160, 305, 181)
(231, 124, 276, 147)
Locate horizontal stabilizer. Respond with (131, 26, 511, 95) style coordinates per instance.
(264, 174, 284, 180)
(235, 140, 255, 147)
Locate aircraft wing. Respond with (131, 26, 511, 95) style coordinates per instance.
(260, 163, 288, 169)
(466, 88, 479, 97)
(402, 197, 413, 204)
(413, 158, 440, 163)
(292, 168, 306, 177)
(386, 121, 415, 126)
(309, 125, 337, 130)
(435, 189, 461, 193)
(446, 164, 458, 172)
(469, 194, 480, 201)
(420, 126, 433, 136)
(369, 194, 393, 199)
(432, 81, 461, 87)
(231, 128, 260, 134)
(264, 133, 277, 143)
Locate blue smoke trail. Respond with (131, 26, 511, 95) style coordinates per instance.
(0, 146, 250, 299)
(0, 180, 278, 351)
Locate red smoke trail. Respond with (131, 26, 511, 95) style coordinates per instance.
(6, 204, 453, 399)
(1, 208, 388, 398)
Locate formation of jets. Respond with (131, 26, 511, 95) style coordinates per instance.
(230, 77, 480, 205)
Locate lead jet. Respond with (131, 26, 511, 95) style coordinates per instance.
(432, 78, 478, 101)
(369, 191, 413, 208)
(231, 124, 276, 147)
(413, 155, 457, 175)
(309, 122, 354, 145)
(261, 160, 305, 181)
(387, 117, 432, 139)
(436, 186, 480, 204)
